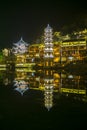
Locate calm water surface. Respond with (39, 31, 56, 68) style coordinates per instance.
(0, 69, 87, 130)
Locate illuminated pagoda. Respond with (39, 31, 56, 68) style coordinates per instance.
(12, 37, 29, 54)
(12, 37, 29, 64)
(44, 24, 54, 67)
(13, 80, 29, 96)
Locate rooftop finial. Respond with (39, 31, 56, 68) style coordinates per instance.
(47, 24, 50, 27)
(20, 37, 23, 41)
(45, 24, 52, 30)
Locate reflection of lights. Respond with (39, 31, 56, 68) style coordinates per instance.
(44, 89, 53, 111)
(0, 68, 6, 70)
(13, 80, 28, 87)
(68, 57, 73, 60)
(68, 75, 73, 79)
(61, 88, 86, 94)
(32, 58, 34, 62)
(45, 91, 53, 94)
(45, 85, 53, 89)
(44, 78, 54, 83)
(13, 80, 29, 96)
(4, 78, 9, 85)
(32, 72, 34, 76)
(14, 87, 29, 96)
(54, 73, 60, 78)
(44, 75, 54, 111)
(36, 77, 40, 81)
(44, 54, 54, 58)
(0, 64, 6, 67)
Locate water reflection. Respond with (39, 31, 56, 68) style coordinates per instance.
(0, 68, 87, 110)
(44, 70, 54, 111)
(13, 80, 29, 96)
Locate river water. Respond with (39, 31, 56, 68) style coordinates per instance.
(0, 68, 87, 130)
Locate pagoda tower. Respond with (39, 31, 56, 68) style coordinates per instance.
(12, 37, 29, 64)
(44, 24, 54, 67)
(12, 37, 28, 54)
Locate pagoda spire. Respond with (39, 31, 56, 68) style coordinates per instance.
(48, 23, 49, 26)
(20, 37, 23, 41)
(47, 24, 50, 28)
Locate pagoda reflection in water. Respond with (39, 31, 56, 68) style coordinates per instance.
(43, 70, 54, 111)
(13, 80, 29, 96)
(0, 68, 87, 110)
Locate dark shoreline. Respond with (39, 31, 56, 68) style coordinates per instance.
(64, 61, 87, 76)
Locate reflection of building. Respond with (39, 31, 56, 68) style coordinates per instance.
(58, 73, 87, 102)
(13, 80, 29, 96)
(44, 78, 54, 111)
(13, 70, 29, 95)
(44, 70, 54, 111)
(0, 70, 14, 85)
(13, 69, 40, 95)
(44, 24, 54, 67)
(1, 68, 87, 105)
(12, 69, 87, 102)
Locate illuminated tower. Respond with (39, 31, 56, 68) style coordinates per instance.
(12, 37, 29, 64)
(44, 24, 54, 67)
(12, 37, 28, 54)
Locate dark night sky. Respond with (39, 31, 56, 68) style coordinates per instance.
(0, 0, 87, 49)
